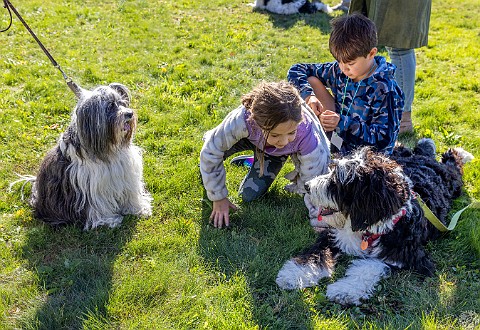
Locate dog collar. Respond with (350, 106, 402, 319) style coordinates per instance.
(360, 208, 406, 250)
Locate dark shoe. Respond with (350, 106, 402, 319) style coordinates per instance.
(230, 155, 254, 167)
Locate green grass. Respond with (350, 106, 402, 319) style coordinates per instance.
(1, 0, 479, 328)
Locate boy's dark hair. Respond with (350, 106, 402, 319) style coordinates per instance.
(329, 13, 377, 63)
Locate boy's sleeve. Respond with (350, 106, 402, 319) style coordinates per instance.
(336, 87, 403, 153)
(200, 106, 249, 201)
(287, 63, 332, 100)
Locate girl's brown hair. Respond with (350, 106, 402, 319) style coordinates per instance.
(241, 81, 303, 175)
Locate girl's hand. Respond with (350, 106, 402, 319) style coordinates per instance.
(306, 76, 335, 118)
(305, 95, 325, 117)
(210, 198, 238, 228)
(319, 110, 340, 132)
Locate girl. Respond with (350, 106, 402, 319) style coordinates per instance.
(200, 81, 330, 228)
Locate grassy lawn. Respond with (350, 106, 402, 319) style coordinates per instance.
(1, 0, 479, 328)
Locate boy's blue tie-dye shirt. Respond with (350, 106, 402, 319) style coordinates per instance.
(288, 56, 404, 154)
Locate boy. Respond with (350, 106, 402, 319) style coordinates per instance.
(288, 13, 404, 155)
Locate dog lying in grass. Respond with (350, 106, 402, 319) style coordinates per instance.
(12, 83, 152, 230)
(276, 138, 473, 305)
(252, 0, 332, 15)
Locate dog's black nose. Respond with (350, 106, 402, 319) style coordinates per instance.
(125, 111, 134, 120)
(304, 184, 310, 193)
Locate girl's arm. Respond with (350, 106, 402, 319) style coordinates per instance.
(200, 105, 249, 203)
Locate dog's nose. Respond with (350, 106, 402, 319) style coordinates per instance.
(304, 184, 310, 193)
(124, 111, 134, 120)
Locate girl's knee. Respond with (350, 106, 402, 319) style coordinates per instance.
(240, 190, 261, 203)
(239, 179, 270, 202)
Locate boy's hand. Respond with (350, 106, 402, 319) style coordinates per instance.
(320, 110, 340, 132)
(210, 198, 238, 228)
(305, 95, 326, 117)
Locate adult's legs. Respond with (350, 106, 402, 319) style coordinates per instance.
(388, 47, 416, 132)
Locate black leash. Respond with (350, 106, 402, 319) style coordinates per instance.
(1, 0, 82, 97)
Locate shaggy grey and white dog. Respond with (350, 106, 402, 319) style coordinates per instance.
(252, 0, 332, 15)
(276, 139, 473, 305)
(16, 83, 152, 230)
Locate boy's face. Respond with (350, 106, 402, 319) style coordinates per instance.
(338, 48, 377, 82)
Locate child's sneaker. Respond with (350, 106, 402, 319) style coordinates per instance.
(230, 155, 254, 167)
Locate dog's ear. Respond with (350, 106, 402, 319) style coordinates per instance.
(346, 151, 409, 231)
(109, 83, 131, 106)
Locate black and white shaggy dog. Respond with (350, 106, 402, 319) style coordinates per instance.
(276, 139, 473, 305)
(252, 0, 332, 15)
(16, 83, 152, 230)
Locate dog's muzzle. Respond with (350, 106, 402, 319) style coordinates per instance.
(124, 110, 134, 120)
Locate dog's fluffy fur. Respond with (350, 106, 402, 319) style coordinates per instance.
(252, 0, 332, 15)
(19, 83, 152, 230)
(276, 138, 473, 305)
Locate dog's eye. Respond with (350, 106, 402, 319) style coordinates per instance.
(107, 101, 118, 113)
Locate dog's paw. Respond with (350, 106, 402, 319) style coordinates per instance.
(140, 207, 152, 217)
(87, 215, 124, 230)
(326, 281, 366, 306)
(326, 259, 389, 305)
(123, 195, 153, 217)
(276, 259, 331, 290)
(137, 202, 153, 217)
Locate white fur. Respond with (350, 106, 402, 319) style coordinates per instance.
(276, 259, 332, 289)
(454, 147, 474, 164)
(326, 258, 390, 305)
(63, 142, 152, 230)
(332, 222, 366, 256)
(313, 1, 332, 13)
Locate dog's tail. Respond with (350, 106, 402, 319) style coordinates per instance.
(441, 147, 474, 176)
(8, 174, 36, 201)
(451, 147, 474, 164)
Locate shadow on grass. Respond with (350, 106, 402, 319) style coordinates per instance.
(19, 217, 137, 329)
(198, 187, 322, 329)
(252, 8, 337, 33)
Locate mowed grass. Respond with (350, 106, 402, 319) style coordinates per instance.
(1, 0, 479, 329)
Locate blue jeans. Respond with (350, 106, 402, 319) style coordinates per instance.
(387, 48, 416, 113)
